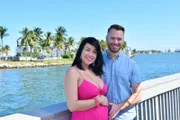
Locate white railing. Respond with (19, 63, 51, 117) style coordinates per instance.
(135, 73, 180, 120)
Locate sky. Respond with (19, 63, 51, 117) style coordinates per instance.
(1, 0, 180, 54)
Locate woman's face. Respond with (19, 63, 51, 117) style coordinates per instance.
(81, 43, 97, 67)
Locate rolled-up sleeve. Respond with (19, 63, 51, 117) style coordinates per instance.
(130, 60, 141, 84)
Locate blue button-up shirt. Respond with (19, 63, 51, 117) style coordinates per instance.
(102, 51, 141, 120)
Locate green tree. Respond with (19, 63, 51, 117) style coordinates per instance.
(78, 37, 86, 46)
(18, 28, 36, 60)
(0, 26, 9, 56)
(54, 37, 65, 56)
(18, 27, 29, 58)
(33, 27, 43, 53)
(68, 37, 75, 53)
(33, 27, 43, 40)
(44, 32, 54, 56)
(3, 45, 10, 56)
(99, 39, 107, 52)
(54, 26, 67, 56)
(27, 30, 36, 59)
(55, 26, 67, 38)
(39, 39, 47, 56)
(64, 37, 75, 54)
(132, 49, 136, 54)
(121, 41, 127, 50)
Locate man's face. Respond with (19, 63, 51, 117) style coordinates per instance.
(106, 29, 124, 53)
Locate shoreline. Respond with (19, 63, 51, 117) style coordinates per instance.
(0, 60, 72, 69)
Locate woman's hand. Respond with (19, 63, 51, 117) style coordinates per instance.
(97, 95, 108, 106)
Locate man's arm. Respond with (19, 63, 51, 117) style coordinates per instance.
(120, 83, 142, 110)
(120, 59, 142, 110)
(109, 83, 142, 120)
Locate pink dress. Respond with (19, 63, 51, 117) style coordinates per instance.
(71, 79, 108, 120)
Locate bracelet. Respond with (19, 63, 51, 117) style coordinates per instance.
(94, 97, 100, 107)
(127, 100, 131, 106)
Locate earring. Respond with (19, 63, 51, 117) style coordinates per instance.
(79, 55, 82, 62)
(94, 60, 100, 67)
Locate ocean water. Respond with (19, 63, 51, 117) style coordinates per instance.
(0, 53, 180, 116)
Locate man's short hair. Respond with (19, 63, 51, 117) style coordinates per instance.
(107, 24, 125, 34)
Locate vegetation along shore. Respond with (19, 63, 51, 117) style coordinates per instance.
(0, 59, 73, 69)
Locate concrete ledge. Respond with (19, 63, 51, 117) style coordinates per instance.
(0, 113, 40, 120)
(142, 73, 180, 100)
(0, 102, 71, 120)
(22, 102, 71, 120)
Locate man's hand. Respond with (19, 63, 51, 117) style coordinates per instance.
(109, 103, 123, 120)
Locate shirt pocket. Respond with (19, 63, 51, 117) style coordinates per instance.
(116, 69, 131, 84)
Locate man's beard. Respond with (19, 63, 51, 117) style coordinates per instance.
(107, 44, 121, 53)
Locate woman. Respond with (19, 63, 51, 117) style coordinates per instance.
(64, 37, 108, 120)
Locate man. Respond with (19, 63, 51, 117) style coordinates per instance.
(102, 24, 142, 120)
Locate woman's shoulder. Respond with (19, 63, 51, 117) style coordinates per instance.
(66, 66, 78, 74)
(65, 66, 80, 81)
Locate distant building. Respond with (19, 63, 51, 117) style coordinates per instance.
(175, 49, 180, 52)
(16, 46, 26, 55)
(52, 48, 64, 57)
(167, 48, 175, 52)
(16, 46, 64, 57)
(121, 46, 132, 57)
(125, 46, 132, 57)
(7, 52, 14, 57)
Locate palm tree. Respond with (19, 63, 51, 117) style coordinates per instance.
(3, 45, 10, 56)
(64, 37, 75, 54)
(55, 26, 67, 38)
(22, 47, 28, 59)
(0, 45, 1, 51)
(38, 32, 53, 57)
(132, 49, 136, 54)
(18, 27, 28, 39)
(78, 37, 86, 46)
(45, 32, 54, 46)
(33, 27, 43, 39)
(99, 39, 107, 52)
(33, 46, 41, 53)
(67, 37, 75, 53)
(64, 38, 68, 54)
(54, 37, 64, 57)
(18, 27, 35, 60)
(0, 26, 9, 56)
(33, 27, 43, 56)
(39, 39, 47, 56)
(44, 32, 54, 57)
(17, 27, 29, 57)
(54, 26, 67, 56)
(27, 30, 36, 59)
(18, 27, 29, 48)
(121, 41, 127, 50)
(33, 27, 43, 47)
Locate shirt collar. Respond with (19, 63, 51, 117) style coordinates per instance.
(105, 50, 121, 60)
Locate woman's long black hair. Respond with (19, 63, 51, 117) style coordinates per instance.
(72, 37, 104, 76)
